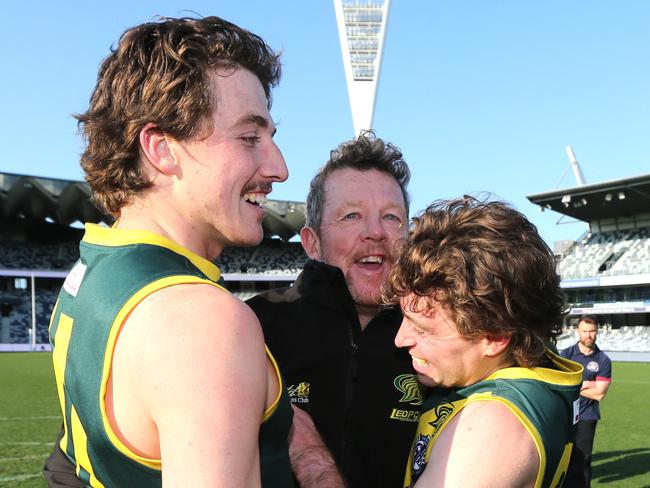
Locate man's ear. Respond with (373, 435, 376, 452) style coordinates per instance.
(139, 123, 178, 176)
(300, 226, 322, 260)
(483, 334, 511, 358)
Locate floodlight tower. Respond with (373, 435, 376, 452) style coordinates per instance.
(334, 0, 391, 137)
(565, 145, 587, 186)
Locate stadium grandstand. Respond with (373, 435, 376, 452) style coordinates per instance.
(0, 171, 307, 351)
(5, 167, 649, 359)
(528, 171, 650, 360)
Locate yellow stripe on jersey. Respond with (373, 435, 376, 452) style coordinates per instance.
(48, 299, 59, 333)
(406, 392, 548, 488)
(52, 312, 73, 450)
(263, 346, 284, 422)
(70, 405, 106, 488)
(550, 442, 574, 487)
(99, 275, 226, 470)
(485, 350, 583, 386)
(403, 396, 469, 487)
(82, 223, 221, 282)
(466, 393, 546, 488)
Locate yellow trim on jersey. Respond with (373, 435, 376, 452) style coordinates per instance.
(48, 299, 59, 333)
(427, 398, 467, 443)
(485, 349, 583, 386)
(70, 405, 106, 488)
(550, 442, 573, 487)
(403, 396, 469, 487)
(53, 312, 73, 450)
(548, 350, 585, 377)
(263, 346, 284, 422)
(405, 352, 579, 488)
(82, 223, 221, 282)
(466, 392, 546, 488)
(99, 275, 226, 470)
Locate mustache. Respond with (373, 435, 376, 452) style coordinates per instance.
(242, 181, 273, 194)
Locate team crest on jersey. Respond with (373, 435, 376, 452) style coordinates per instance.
(587, 361, 599, 372)
(412, 434, 431, 478)
(430, 401, 455, 432)
(288, 382, 310, 404)
(394, 374, 424, 405)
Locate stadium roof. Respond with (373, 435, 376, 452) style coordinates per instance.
(527, 172, 650, 222)
(0, 172, 305, 240)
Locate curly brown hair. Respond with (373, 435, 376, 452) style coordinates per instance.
(305, 130, 410, 232)
(77, 16, 281, 217)
(387, 196, 567, 368)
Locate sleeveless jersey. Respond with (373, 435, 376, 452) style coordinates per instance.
(404, 350, 583, 488)
(49, 224, 294, 487)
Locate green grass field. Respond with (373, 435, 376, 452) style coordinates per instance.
(1, 353, 649, 487)
(591, 361, 650, 487)
(0, 353, 60, 488)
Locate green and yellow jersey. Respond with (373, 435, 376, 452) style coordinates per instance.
(49, 224, 293, 487)
(404, 350, 583, 488)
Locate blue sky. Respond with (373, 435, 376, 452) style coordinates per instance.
(1, 1, 648, 246)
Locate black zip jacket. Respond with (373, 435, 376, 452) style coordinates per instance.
(248, 260, 422, 488)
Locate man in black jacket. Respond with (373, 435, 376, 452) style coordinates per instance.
(249, 131, 422, 488)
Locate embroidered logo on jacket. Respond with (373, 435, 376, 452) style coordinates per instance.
(587, 361, 599, 372)
(288, 382, 310, 404)
(390, 408, 420, 422)
(390, 374, 423, 422)
(394, 374, 424, 405)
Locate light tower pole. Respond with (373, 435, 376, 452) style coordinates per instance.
(334, 0, 391, 136)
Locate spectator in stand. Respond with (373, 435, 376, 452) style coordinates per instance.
(561, 315, 612, 487)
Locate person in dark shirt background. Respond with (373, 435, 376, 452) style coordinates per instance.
(561, 314, 612, 487)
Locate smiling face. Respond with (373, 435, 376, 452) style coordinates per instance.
(302, 168, 407, 308)
(393, 296, 514, 388)
(395, 298, 486, 388)
(166, 67, 287, 255)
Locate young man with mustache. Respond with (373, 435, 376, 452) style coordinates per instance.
(45, 15, 338, 488)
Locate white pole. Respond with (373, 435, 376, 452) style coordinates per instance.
(565, 145, 586, 186)
(31, 274, 36, 351)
